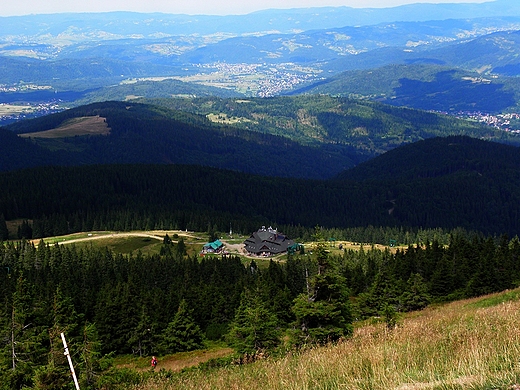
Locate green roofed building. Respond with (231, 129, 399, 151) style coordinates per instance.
(244, 226, 295, 256)
(203, 239, 224, 253)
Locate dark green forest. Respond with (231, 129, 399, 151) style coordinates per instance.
(1, 101, 365, 179)
(2, 227, 520, 388)
(1, 135, 520, 239)
(143, 95, 519, 152)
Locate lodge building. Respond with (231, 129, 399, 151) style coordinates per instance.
(243, 226, 295, 256)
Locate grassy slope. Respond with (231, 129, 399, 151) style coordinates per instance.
(29, 230, 208, 257)
(136, 289, 520, 390)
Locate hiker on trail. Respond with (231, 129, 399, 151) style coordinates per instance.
(151, 356, 158, 369)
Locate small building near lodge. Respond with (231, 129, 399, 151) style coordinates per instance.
(243, 226, 295, 256)
(202, 239, 224, 253)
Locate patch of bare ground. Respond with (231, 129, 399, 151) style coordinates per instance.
(19, 115, 110, 138)
(119, 348, 234, 373)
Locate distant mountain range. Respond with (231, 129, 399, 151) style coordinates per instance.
(0, 1, 520, 122)
(1, 0, 519, 39)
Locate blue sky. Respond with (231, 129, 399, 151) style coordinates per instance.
(0, 0, 491, 17)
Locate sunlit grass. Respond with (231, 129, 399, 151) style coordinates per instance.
(134, 289, 520, 390)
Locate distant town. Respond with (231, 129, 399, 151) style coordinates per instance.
(434, 110, 520, 133)
(183, 62, 321, 97)
(2, 78, 520, 134)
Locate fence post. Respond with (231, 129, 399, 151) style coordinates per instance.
(61, 332, 81, 390)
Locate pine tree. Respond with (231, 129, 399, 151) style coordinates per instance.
(17, 220, 32, 240)
(175, 238, 187, 258)
(128, 306, 155, 357)
(160, 299, 205, 354)
(227, 288, 281, 355)
(34, 287, 83, 390)
(78, 322, 105, 389)
(1, 275, 47, 389)
(0, 214, 8, 241)
(400, 273, 431, 312)
(291, 227, 353, 346)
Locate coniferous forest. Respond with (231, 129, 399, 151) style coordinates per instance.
(2, 229, 520, 388)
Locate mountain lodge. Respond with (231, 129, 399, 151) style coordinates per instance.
(243, 226, 295, 256)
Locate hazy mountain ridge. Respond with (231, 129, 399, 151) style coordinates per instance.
(2, 0, 519, 41)
(3, 16, 520, 66)
(2, 4, 520, 115)
(294, 63, 520, 114)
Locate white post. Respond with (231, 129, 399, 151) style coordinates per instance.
(61, 332, 81, 390)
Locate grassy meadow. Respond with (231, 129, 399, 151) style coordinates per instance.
(30, 230, 207, 256)
(19, 116, 110, 138)
(131, 289, 520, 390)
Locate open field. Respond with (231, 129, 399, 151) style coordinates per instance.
(19, 115, 110, 138)
(0, 103, 35, 115)
(207, 112, 255, 125)
(133, 288, 520, 390)
(29, 230, 207, 256)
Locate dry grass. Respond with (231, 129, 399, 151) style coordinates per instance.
(136, 290, 520, 390)
(19, 115, 109, 138)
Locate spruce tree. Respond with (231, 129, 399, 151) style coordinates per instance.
(0, 214, 8, 241)
(227, 288, 281, 355)
(291, 227, 353, 346)
(78, 322, 105, 389)
(35, 287, 82, 390)
(1, 275, 47, 389)
(128, 306, 155, 357)
(400, 273, 431, 312)
(160, 299, 204, 354)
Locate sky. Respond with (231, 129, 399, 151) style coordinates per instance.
(0, 0, 491, 17)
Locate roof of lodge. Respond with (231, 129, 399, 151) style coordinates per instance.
(244, 226, 295, 255)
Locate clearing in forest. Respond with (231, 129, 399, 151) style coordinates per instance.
(19, 116, 110, 138)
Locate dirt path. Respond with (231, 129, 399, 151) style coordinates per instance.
(31, 230, 200, 247)
(119, 348, 234, 373)
(153, 348, 233, 372)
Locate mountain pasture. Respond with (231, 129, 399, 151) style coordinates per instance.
(31, 230, 206, 256)
(19, 115, 110, 138)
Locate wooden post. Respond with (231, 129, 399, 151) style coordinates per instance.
(61, 332, 80, 390)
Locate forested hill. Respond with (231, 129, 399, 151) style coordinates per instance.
(3, 98, 510, 178)
(0, 126, 69, 172)
(1, 101, 363, 179)
(1, 136, 520, 237)
(2, 98, 519, 180)
(335, 135, 520, 182)
(334, 136, 520, 234)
